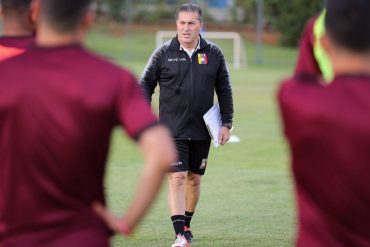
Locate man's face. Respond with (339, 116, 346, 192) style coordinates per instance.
(176, 11, 202, 48)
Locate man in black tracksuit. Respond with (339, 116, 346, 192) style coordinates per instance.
(140, 3, 233, 246)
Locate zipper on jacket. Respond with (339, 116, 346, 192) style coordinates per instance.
(188, 55, 194, 141)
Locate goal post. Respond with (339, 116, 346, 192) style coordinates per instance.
(156, 31, 247, 69)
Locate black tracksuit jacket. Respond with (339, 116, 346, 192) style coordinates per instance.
(140, 35, 234, 140)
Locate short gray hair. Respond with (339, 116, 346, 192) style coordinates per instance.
(175, 3, 203, 23)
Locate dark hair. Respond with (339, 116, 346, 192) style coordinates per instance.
(325, 0, 370, 52)
(40, 0, 92, 33)
(0, 0, 32, 15)
(175, 3, 203, 23)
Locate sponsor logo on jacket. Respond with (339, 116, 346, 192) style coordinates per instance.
(168, 57, 187, 62)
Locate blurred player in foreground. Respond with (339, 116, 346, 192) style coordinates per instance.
(279, 0, 370, 246)
(0, 0, 176, 246)
(0, 0, 36, 61)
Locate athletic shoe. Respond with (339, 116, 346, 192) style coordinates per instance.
(184, 229, 193, 243)
(171, 234, 190, 247)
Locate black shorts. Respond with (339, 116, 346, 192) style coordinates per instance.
(170, 140, 211, 175)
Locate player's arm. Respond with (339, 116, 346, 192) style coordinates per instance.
(139, 47, 163, 103)
(93, 125, 176, 235)
(123, 124, 175, 229)
(93, 71, 176, 235)
(214, 48, 234, 145)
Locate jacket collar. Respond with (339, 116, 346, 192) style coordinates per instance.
(169, 34, 208, 51)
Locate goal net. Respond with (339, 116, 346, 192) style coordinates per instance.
(156, 31, 247, 69)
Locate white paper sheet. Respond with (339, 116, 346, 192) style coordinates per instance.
(203, 104, 222, 147)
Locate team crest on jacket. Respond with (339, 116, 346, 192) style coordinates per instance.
(198, 53, 208, 65)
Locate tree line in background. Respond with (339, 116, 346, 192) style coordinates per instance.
(235, 0, 323, 46)
(96, 0, 323, 47)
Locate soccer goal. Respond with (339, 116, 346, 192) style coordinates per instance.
(156, 31, 247, 69)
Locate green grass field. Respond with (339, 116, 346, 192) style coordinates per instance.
(87, 27, 298, 246)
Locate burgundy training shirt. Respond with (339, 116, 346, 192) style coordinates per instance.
(0, 44, 158, 246)
(278, 75, 370, 246)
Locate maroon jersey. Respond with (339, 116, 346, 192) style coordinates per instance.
(278, 75, 370, 246)
(0, 35, 35, 61)
(0, 44, 158, 246)
(294, 17, 321, 79)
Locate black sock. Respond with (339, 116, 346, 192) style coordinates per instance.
(184, 211, 194, 229)
(171, 215, 185, 236)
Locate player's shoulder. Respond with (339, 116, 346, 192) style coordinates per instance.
(153, 39, 172, 57)
(161, 39, 173, 50)
(202, 37, 224, 56)
(283, 74, 322, 87)
(278, 75, 325, 107)
(144, 39, 173, 68)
